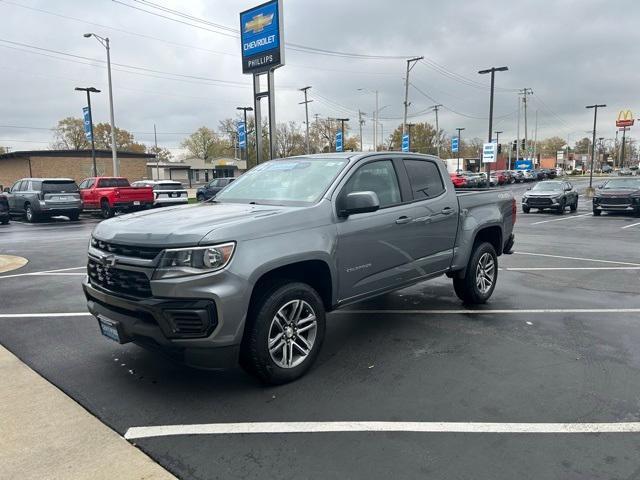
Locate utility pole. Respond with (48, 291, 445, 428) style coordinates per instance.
(299, 86, 312, 154)
(236, 106, 253, 162)
(431, 104, 442, 157)
(620, 127, 628, 168)
(358, 110, 365, 151)
(374, 90, 379, 151)
(516, 92, 521, 164)
(479, 66, 509, 188)
(403, 56, 424, 137)
(407, 123, 415, 152)
(520, 88, 533, 159)
(154, 123, 159, 180)
(533, 110, 538, 165)
(585, 103, 606, 195)
(456, 127, 465, 172)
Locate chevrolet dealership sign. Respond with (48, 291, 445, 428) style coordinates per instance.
(240, 0, 284, 74)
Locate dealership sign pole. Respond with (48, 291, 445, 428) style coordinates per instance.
(616, 110, 634, 168)
(240, 0, 284, 164)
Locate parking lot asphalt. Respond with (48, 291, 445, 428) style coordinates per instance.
(2, 177, 640, 479)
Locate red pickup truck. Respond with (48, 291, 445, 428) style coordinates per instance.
(78, 177, 154, 218)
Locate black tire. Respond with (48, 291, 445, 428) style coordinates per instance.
(453, 242, 498, 305)
(240, 281, 326, 385)
(570, 198, 578, 212)
(100, 199, 114, 219)
(196, 194, 205, 202)
(593, 208, 601, 216)
(25, 203, 38, 223)
(0, 218, 8, 225)
(522, 205, 530, 214)
(68, 211, 80, 221)
(556, 199, 566, 214)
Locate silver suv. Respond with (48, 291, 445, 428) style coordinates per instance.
(5, 178, 82, 222)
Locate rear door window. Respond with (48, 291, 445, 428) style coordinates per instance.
(403, 159, 445, 199)
(42, 181, 79, 193)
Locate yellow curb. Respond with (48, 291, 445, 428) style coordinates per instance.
(0, 255, 28, 274)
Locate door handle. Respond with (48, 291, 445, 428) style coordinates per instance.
(395, 216, 412, 224)
(441, 207, 454, 215)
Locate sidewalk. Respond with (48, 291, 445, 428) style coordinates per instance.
(0, 345, 176, 480)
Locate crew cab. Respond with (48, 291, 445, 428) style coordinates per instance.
(79, 177, 154, 218)
(592, 178, 640, 216)
(84, 153, 516, 384)
(131, 180, 189, 207)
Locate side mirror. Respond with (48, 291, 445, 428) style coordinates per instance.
(339, 191, 380, 217)
(526, 187, 532, 191)
(597, 184, 604, 189)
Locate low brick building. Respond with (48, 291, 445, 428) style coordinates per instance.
(0, 150, 156, 189)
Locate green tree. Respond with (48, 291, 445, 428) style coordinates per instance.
(146, 145, 173, 162)
(93, 123, 146, 153)
(537, 136, 566, 156)
(181, 126, 228, 161)
(389, 122, 444, 155)
(51, 117, 90, 150)
(574, 137, 591, 154)
(0, 146, 6, 154)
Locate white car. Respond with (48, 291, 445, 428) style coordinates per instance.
(131, 180, 189, 207)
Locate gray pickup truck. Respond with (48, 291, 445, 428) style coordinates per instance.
(83, 153, 516, 384)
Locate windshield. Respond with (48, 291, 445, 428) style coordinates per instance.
(532, 182, 562, 191)
(42, 181, 79, 193)
(603, 179, 640, 189)
(156, 183, 183, 190)
(215, 158, 349, 205)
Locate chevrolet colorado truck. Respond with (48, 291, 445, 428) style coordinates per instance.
(83, 153, 516, 384)
(79, 177, 154, 218)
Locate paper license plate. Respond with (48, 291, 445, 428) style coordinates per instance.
(98, 316, 121, 343)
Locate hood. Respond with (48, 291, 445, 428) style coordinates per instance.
(525, 191, 562, 197)
(92, 202, 293, 247)
(596, 188, 640, 197)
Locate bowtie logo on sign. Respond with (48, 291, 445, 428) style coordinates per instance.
(616, 110, 634, 128)
(244, 13, 274, 34)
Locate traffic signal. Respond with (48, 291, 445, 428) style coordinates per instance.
(498, 143, 502, 154)
(511, 140, 517, 152)
(521, 139, 526, 150)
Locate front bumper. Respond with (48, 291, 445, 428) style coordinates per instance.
(83, 280, 241, 368)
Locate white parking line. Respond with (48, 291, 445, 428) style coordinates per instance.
(0, 266, 85, 279)
(622, 221, 640, 230)
(514, 251, 640, 266)
(336, 309, 640, 315)
(504, 267, 640, 271)
(530, 213, 591, 225)
(0, 313, 91, 318)
(124, 421, 640, 440)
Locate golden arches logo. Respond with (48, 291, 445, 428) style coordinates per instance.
(616, 110, 634, 127)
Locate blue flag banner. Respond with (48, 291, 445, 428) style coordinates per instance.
(336, 131, 343, 152)
(238, 122, 246, 148)
(82, 107, 92, 141)
(402, 134, 410, 152)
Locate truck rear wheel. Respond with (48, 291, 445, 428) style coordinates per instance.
(101, 199, 114, 219)
(453, 242, 498, 305)
(240, 282, 325, 385)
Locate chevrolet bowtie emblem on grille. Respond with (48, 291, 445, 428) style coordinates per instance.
(100, 254, 117, 268)
(244, 13, 274, 34)
(616, 109, 634, 128)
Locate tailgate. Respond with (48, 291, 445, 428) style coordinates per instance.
(117, 187, 153, 202)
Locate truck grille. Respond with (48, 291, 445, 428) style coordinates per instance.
(91, 238, 162, 260)
(87, 259, 152, 298)
(527, 197, 553, 206)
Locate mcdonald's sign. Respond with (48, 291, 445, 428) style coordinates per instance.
(616, 109, 634, 128)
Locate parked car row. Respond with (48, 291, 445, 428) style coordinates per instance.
(451, 168, 557, 189)
(2, 176, 191, 223)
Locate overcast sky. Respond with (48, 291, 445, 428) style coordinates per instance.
(1, 0, 639, 156)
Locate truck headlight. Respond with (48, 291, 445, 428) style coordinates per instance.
(153, 242, 235, 279)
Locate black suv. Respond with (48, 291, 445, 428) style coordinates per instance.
(196, 177, 235, 201)
(0, 193, 9, 224)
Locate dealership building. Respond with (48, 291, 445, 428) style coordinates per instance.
(0, 149, 155, 190)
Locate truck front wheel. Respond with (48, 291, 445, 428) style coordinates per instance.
(453, 242, 498, 305)
(241, 282, 326, 385)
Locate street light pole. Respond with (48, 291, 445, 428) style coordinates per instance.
(84, 33, 118, 176)
(585, 103, 607, 194)
(236, 106, 253, 162)
(358, 110, 365, 151)
(299, 86, 312, 154)
(75, 87, 101, 177)
(456, 127, 465, 172)
(479, 66, 509, 188)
